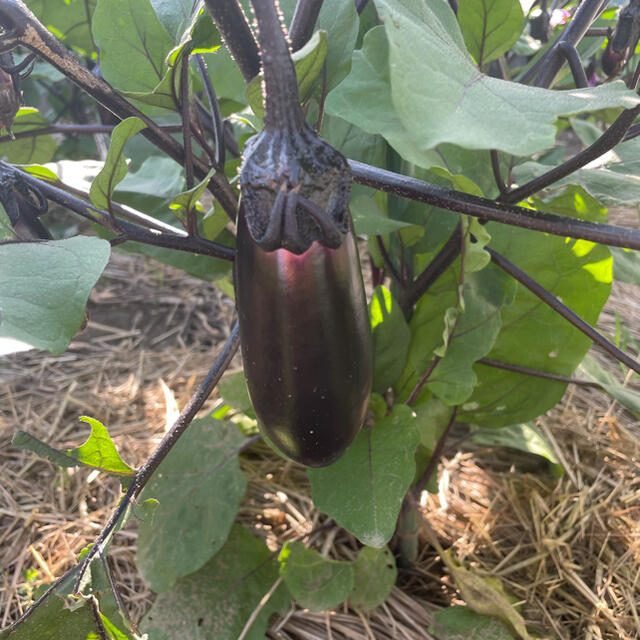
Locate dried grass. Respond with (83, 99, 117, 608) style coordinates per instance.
(1, 242, 639, 639)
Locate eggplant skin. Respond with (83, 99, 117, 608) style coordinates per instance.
(235, 206, 373, 467)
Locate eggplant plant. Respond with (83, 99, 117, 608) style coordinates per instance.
(1, 0, 640, 638)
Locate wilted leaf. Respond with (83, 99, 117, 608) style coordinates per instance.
(429, 606, 516, 640)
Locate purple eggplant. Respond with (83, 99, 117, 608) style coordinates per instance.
(233, 0, 372, 466)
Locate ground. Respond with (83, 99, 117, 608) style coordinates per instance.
(1, 235, 639, 639)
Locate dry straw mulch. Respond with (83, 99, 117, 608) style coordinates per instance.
(1, 250, 639, 639)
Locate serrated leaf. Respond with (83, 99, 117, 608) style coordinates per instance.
(458, 0, 524, 67)
(279, 541, 354, 612)
(429, 606, 516, 640)
(246, 30, 328, 118)
(0, 236, 110, 355)
(90, 117, 147, 211)
(136, 417, 247, 592)
(471, 423, 564, 475)
(350, 546, 397, 611)
(308, 405, 420, 547)
(12, 416, 136, 481)
(93, 0, 175, 93)
(369, 286, 411, 392)
(142, 526, 289, 640)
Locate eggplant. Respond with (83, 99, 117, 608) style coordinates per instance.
(234, 0, 372, 466)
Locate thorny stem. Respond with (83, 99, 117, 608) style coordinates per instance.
(349, 159, 640, 250)
(204, 0, 260, 82)
(487, 247, 640, 376)
(7, 163, 235, 261)
(251, 0, 304, 132)
(289, 0, 324, 51)
(0, 0, 238, 217)
(196, 54, 226, 171)
(73, 323, 243, 592)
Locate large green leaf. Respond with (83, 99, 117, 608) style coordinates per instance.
(458, 0, 524, 67)
(150, 0, 202, 43)
(93, 0, 175, 92)
(0, 236, 110, 355)
(90, 117, 147, 211)
(397, 263, 515, 406)
(136, 417, 247, 592)
(369, 286, 411, 392)
(329, 5, 640, 157)
(349, 546, 397, 611)
(279, 541, 354, 612)
(308, 405, 420, 548)
(142, 526, 289, 640)
(460, 227, 612, 427)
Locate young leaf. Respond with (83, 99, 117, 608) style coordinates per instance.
(279, 541, 354, 612)
(169, 168, 216, 223)
(136, 417, 248, 593)
(12, 416, 136, 481)
(369, 286, 411, 392)
(349, 546, 397, 611)
(90, 117, 147, 211)
(142, 526, 289, 640)
(0, 236, 110, 355)
(458, 0, 524, 68)
(246, 30, 328, 118)
(308, 405, 420, 548)
(93, 0, 175, 93)
(429, 606, 516, 640)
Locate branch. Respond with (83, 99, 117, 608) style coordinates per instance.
(501, 104, 640, 204)
(204, 0, 260, 82)
(289, 0, 324, 52)
(557, 41, 589, 88)
(487, 247, 640, 376)
(74, 322, 242, 592)
(9, 164, 235, 261)
(0, 0, 238, 217)
(349, 159, 640, 250)
(477, 357, 601, 387)
(195, 54, 225, 171)
(376, 235, 404, 289)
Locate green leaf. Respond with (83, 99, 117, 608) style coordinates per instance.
(142, 526, 289, 640)
(279, 541, 354, 612)
(471, 423, 564, 475)
(0, 236, 110, 355)
(116, 155, 185, 200)
(458, 0, 524, 67)
(579, 355, 640, 416)
(611, 247, 640, 285)
(246, 30, 328, 118)
(0, 203, 14, 240)
(0, 108, 57, 164)
(369, 286, 411, 392)
(150, 0, 203, 43)
(460, 227, 612, 427)
(429, 606, 516, 640)
(90, 117, 147, 211)
(12, 416, 136, 480)
(350, 195, 417, 236)
(397, 265, 515, 406)
(350, 546, 397, 611)
(169, 168, 216, 221)
(532, 185, 607, 223)
(308, 405, 420, 547)
(93, 0, 175, 92)
(136, 417, 247, 592)
(218, 370, 254, 416)
(329, 6, 640, 157)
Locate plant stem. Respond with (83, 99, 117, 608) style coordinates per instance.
(558, 41, 589, 88)
(8, 163, 235, 261)
(195, 54, 225, 171)
(490, 150, 508, 195)
(203, 0, 261, 81)
(477, 357, 601, 387)
(73, 322, 242, 592)
(487, 247, 640, 375)
(0, 123, 183, 143)
(376, 235, 404, 289)
(349, 159, 640, 250)
(289, 0, 324, 51)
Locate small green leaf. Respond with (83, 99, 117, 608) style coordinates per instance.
(136, 417, 248, 592)
(0, 236, 111, 355)
(218, 370, 254, 416)
(142, 526, 289, 640)
(308, 405, 420, 547)
(279, 541, 354, 611)
(369, 286, 411, 392)
(429, 606, 516, 640)
(246, 30, 328, 118)
(90, 117, 147, 211)
(458, 0, 524, 67)
(169, 168, 216, 222)
(350, 546, 397, 611)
